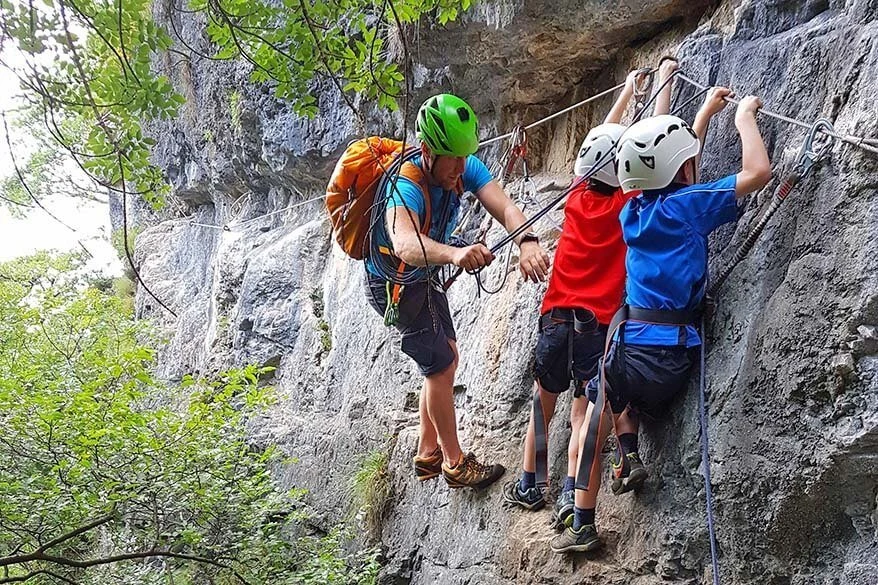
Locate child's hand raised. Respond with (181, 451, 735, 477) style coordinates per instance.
(625, 68, 650, 92)
(658, 57, 679, 81)
(735, 95, 763, 123)
(700, 87, 734, 118)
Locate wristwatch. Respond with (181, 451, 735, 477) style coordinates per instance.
(519, 232, 539, 245)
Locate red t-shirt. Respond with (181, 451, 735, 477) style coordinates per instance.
(540, 182, 636, 324)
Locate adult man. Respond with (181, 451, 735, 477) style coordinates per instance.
(365, 93, 550, 489)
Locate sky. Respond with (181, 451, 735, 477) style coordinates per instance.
(0, 48, 121, 275)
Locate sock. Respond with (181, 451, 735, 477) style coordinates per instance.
(573, 506, 596, 530)
(618, 433, 638, 456)
(563, 476, 575, 493)
(520, 471, 536, 492)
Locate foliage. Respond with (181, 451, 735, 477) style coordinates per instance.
(0, 113, 107, 217)
(0, 253, 379, 584)
(349, 449, 392, 539)
(0, 0, 475, 211)
(318, 317, 332, 353)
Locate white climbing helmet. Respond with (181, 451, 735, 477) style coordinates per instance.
(573, 123, 626, 186)
(616, 114, 701, 193)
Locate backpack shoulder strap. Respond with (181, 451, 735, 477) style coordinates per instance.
(399, 161, 432, 235)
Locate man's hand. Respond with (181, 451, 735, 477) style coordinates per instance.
(699, 86, 734, 119)
(735, 95, 763, 126)
(453, 243, 494, 272)
(658, 57, 679, 82)
(518, 241, 550, 283)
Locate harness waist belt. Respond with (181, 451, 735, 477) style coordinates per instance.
(539, 307, 598, 334)
(627, 306, 696, 326)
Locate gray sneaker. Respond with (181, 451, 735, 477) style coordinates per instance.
(550, 524, 602, 553)
(502, 479, 545, 511)
(611, 452, 648, 495)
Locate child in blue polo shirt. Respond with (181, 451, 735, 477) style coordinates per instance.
(551, 89, 772, 553)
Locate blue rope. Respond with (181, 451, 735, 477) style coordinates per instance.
(699, 313, 721, 585)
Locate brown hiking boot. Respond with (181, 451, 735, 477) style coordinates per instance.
(442, 452, 505, 489)
(413, 448, 443, 481)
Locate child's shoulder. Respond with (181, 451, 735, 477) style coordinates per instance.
(664, 175, 737, 200)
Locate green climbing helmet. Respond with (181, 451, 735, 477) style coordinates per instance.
(416, 94, 479, 157)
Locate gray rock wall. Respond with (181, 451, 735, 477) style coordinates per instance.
(129, 0, 878, 583)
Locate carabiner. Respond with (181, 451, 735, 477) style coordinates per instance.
(795, 118, 835, 178)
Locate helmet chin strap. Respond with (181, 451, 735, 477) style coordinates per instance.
(420, 144, 438, 182)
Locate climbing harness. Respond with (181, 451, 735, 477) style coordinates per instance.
(531, 307, 597, 490)
(709, 118, 836, 295)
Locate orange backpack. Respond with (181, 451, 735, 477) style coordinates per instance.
(325, 136, 430, 260)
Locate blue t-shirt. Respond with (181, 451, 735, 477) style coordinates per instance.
(365, 154, 493, 279)
(619, 174, 738, 347)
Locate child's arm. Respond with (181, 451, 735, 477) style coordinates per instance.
(693, 87, 732, 144)
(734, 96, 772, 198)
(604, 70, 642, 124)
(692, 87, 733, 172)
(652, 57, 679, 116)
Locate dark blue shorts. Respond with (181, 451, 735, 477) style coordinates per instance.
(534, 310, 607, 395)
(365, 273, 456, 377)
(586, 342, 697, 419)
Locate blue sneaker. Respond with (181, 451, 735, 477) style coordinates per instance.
(502, 479, 545, 511)
(552, 489, 575, 528)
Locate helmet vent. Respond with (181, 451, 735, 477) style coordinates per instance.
(654, 134, 666, 146)
(639, 155, 656, 169)
(456, 107, 470, 122)
(667, 124, 680, 133)
(686, 127, 698, 139)
(624, 160, 631, 173)
(634, 141, 647, 148)
(595, 150, 602, 161)
(430, 111, 447, 135)
(579, 146, 590, 158)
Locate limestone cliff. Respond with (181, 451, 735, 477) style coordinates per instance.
(119, 0, 878, 583)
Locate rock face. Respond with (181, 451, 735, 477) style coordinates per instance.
(129, 0, 878, 583)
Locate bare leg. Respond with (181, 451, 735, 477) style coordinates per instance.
(417, 380, 439, 458)
(566, 394, 588, 480)
(423, 340, 463, 466)
(614, 406, 639, 439)
(521, 382, 559, 473)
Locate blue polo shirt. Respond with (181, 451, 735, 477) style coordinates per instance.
(365, 154, 493, 279)
(619, 174, 738, 347)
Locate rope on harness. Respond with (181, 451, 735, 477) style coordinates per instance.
(698, 120, 834, 584)
(698, 314, 721, 585)
(709, 118, 836, 295)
